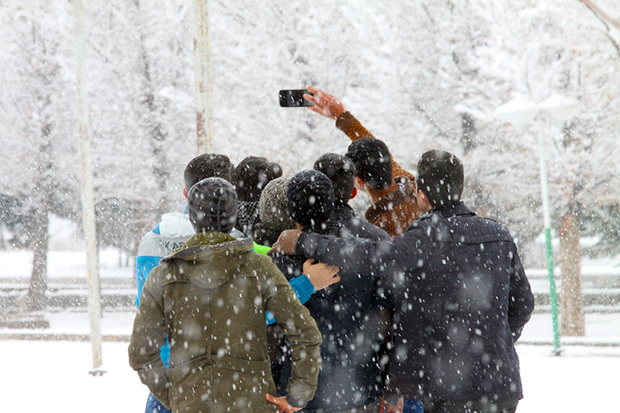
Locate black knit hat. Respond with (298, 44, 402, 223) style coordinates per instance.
(287, 170, 335, 227)
(187, 177, 238, 234)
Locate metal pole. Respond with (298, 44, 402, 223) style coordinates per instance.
(537, 117, 562, 356)
(193, 0, 215, 154)
(73, 0, 105, 374)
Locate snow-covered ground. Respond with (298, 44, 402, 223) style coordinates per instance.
(2, 339, 618, 412)
(2, 243, 619, 411)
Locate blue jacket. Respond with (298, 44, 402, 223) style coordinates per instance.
(295, 203, 535, 402)
(136, 211, 196, 367)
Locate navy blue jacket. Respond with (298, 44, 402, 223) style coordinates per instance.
(331, 202, 392, 241)
(277, 219, 391, 412)
(296, 203, 535, 402)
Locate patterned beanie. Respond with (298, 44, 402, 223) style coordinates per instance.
(258, 177, 295, 234)
(236, 200, 260, 236)
(188, 177, 238, 234)
(287, 170, 335, 227)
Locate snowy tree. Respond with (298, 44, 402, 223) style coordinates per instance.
(0, 1, 78, 310)
(81, 0, 195, 257)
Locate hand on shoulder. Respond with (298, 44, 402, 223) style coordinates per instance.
(268, 229, 302, 256)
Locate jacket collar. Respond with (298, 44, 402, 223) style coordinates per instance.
(420, 202, 476, 220)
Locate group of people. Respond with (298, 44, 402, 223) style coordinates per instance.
(128, 86, 535, 413)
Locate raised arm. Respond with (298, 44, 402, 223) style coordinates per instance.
(304, 85, 415, 183)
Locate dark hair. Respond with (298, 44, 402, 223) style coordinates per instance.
(345, 137, 392, 190)
(184, 153, 233, 191)
(287, 170, 335, 227)
(187, 177, 238, 234)
(313, 153, 356, 205)
(232, 156, 283, 202)
(416, 150, 464, 208)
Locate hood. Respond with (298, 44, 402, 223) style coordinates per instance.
(162, 232, 254, 288)
(159, 211, 195, 237)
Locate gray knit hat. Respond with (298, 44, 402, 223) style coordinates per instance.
(287, 170, 335, 227)
(188, 177, 238, 234)
(258, 176, 295, 234)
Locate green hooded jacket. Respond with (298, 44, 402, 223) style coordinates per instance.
(128, 232, 322, 412)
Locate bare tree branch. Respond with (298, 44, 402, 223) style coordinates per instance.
(580, 0, 620, 54)
(580, 0, 620, 30)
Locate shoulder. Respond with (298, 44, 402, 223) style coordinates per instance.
(137, 229, 162, 256)
(340, 216, 391, 241)
(470, 215, 514, 240)
(143, 260, 188, 292)
(137, 218, 193, 258)
(238, 250, 281, 276)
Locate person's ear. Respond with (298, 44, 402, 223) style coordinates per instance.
(183, 187, 187, 199)
(349, 186, 358, 200)
(417, 189, 432, 211)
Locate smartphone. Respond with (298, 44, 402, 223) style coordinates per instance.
(279, 89, 313, 107)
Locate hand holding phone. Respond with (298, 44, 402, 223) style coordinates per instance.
(279, 89, 314, 107)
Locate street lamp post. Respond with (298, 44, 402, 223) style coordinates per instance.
(494, 95, 578, 356)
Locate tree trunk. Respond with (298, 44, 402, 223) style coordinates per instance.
(558, 206, 585, 336)
(23, 124, 53, 312)
(25, 207, 49, 311)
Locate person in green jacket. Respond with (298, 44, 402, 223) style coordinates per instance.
(129, 177, 322, 413)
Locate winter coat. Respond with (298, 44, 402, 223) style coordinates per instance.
(276, 221, 393, 412)
(295, 202, 535, 402)
(331, 202, 391, 242)
(363, 176, 419, 239)
(136, 211, 195, 306)
(135, 211, 196, 368)
(335, 112, 424, 236)
(129, 232, 322, 413)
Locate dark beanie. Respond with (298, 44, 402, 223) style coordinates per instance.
(287, 170, 335, 227)
(187, 177, 238, 234)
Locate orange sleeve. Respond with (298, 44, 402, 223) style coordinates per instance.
(335, 112, 416, 186)
(335, 111, 375, 142)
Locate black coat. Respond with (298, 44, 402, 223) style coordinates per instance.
(331, 202, 391, 242)
(277, 219, 392, 412)
(296, 202, 535, 402)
